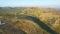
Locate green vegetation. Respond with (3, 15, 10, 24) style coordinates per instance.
(0, 7, 60, 34)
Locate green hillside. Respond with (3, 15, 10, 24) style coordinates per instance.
(0, 7, 60, 34)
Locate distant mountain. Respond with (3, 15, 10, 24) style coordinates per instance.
(55, 7, 60, 10)
(0, 7, 60, 12)
(0, 7, 28, 12)
(50, 7, 60, 10)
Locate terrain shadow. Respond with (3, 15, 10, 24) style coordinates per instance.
(18, 15, 59, 34)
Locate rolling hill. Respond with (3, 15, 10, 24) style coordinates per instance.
(0, 7, 60, 34)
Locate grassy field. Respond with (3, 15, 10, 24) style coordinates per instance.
(0, 7, 60, 34)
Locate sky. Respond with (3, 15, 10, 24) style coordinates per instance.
(0, 0, 60, 7)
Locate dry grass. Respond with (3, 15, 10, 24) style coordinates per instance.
(0, 7, 60, 34)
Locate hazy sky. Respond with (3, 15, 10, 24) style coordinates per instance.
(0, 0, 60, 7)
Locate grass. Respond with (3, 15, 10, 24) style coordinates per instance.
(0, 7, 60, 34)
